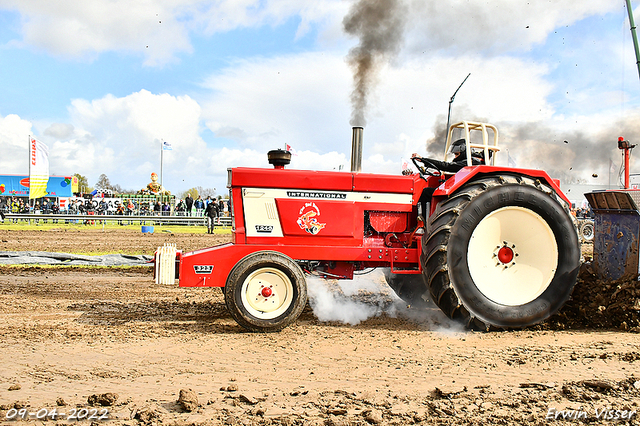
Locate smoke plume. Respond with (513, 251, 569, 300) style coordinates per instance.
(343, 0, 408, 126)
(425, 112, 640, 187)
(307, 272, 398, 325)
(425, 107, 489, 158)
(306, 269, 465, 333)
(506, 122, 616, 181)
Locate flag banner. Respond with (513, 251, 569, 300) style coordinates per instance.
(507, 152, 517, 168)
(29, 138, 49, 199)
(285, 144, 297, 156)
(163, 141, 172, 150)
(400, 158, 413, 175)
(0, 175, 73, 197)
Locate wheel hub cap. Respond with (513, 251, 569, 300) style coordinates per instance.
(241, 268, 294, 320)
(260, 286, 273, 297)
(497, 246, 513, 264)
(496, 244, 516, 265)
(467, 206, 558, 306)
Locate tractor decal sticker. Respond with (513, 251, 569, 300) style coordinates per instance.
(194, 265, 214, 274)
(297, 202, 326, 235)
(287, 191, 346, 199)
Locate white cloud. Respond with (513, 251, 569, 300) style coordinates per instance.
(201, 52, 554, 146)
(0, 0, 346, 65)
(190, 0, 346, 35)
(201, 52, 353, 151)
(287, 150, 347, 171)
(0, 114, 34, 174)
(50, 88, 350, 194)
(2, 0, 193, 65)
(59, 90, 205, 191)
(196, 50, 565, 178)
(0, 0, 621, 74)
(404, 0, 618, 55)
(43, 123, 75, 139)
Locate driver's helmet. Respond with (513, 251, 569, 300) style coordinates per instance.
(450, 138, 467, 154)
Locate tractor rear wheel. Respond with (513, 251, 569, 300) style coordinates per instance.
(421, 174, 580, 329)
(225, 251, 307, 332)
(382, 268, 428, 308)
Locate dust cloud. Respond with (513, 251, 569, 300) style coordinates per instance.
(424, 111, 640, 185)
(306, 269, 465, 334)
(306, 271, 399, 325)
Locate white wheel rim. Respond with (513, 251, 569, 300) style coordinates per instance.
(240, 267, 294, 320)
(467, 206, 558, 306)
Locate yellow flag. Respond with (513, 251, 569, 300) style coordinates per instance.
(29, 138, 49, 199)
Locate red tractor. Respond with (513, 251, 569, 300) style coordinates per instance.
(171, 121, 580, 332)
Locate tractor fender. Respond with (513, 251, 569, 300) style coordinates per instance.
(432, 166, 570, 205)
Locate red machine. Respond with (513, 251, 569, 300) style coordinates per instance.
(618, 136, 636, 189)
(171, 121, 580, 332)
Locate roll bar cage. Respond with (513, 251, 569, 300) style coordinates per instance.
(444, 121, 501, 166)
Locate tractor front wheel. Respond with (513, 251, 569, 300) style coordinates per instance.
(225, 251, 307, 332)
(422, 174, 580, 329)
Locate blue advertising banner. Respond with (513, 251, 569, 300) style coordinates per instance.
(0, 175, 74, 198)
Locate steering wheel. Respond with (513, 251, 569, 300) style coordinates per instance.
(411, 157, 441, 178)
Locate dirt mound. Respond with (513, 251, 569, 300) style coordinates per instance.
(546, 263, 640, 332)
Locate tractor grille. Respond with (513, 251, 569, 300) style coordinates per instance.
(265, 203, 277, 219)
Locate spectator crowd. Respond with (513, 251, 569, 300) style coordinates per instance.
(0, 195, 230, 218)
(571, 206, 594, 219)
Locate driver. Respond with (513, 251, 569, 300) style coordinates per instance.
(412, 139, 484, 174)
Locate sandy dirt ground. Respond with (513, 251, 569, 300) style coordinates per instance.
(0, 228, 638, 425)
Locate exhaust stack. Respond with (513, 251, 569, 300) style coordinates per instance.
(350, 127, 363, 172)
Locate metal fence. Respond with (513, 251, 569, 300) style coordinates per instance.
(2, 213, 232, 228)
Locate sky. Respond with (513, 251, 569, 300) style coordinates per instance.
(1, 0, 640, 198)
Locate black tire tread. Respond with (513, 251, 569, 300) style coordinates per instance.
(225, 251, 307, 332)
(421, 173, 579, 330)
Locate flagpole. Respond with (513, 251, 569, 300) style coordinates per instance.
(160, 139, 164, 189)
(28, 135, 32, 212)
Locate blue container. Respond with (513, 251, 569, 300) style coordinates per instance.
(141, 225, 154, 234)
(585, 190, 640, 280)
